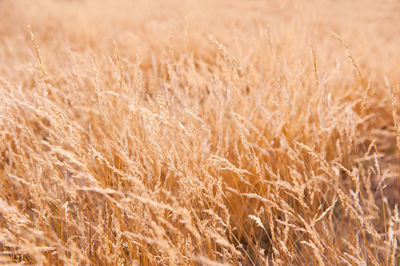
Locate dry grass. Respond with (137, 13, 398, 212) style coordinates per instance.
(1, 0, 400, 264)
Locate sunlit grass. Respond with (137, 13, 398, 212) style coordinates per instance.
(0, 0, 400, 264)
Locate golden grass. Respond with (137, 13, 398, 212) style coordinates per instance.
(1, 0, 400, 264)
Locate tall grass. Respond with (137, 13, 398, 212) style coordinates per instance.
(1, 0, 400, 264)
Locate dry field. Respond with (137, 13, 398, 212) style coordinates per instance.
(1, 0, 400, 264)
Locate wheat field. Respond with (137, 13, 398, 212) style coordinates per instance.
(1, 0, 400, 265)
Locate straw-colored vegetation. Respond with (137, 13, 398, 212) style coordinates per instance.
(1, 0, 400, 264)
